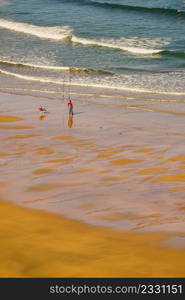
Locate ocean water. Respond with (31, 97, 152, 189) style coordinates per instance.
(0, 0, 185, 106)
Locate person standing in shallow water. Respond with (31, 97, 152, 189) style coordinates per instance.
(68, 99, 73, 115)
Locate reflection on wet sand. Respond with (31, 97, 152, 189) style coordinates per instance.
(68, 114, 73, 128)
(39, 113, 47, 121)
(1, 92, 185, 277)
(0, 200, 185, 277)
(0, 115, 23, 122)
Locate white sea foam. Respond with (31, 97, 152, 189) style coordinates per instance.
(72, 36, 163, 54)
(1, 68, 185, 96)
(0, 19, 72, 40)
(0, 19, 169, 55)
(0, 59, 111, 74)
(0, 59, 70, 71)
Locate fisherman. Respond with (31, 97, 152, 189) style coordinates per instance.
(68, 99, 73, 115)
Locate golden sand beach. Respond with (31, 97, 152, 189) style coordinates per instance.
(0, 199, 185, 277)
(0, 90, 185, 277)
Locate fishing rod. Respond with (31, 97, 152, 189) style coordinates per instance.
(68, 67, 71, 101)
(62, 74, 65, 102)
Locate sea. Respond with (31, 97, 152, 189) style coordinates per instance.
(0, 0, 185, 113)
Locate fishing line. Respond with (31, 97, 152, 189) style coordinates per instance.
(68, 67, 71, 101)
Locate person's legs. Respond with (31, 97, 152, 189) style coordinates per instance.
(69, 106, 73, 115)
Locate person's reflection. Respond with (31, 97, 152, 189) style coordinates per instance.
(39, 113, 47, 120)
(68, 113, 73, 128)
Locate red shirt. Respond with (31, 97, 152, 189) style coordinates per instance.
(68, 101, 73, 108)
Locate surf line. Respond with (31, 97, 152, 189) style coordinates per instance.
(1, 68, 185, 96)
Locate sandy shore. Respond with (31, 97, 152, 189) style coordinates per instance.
(0, 89, 185, 277)
(0, 199, 185, 277)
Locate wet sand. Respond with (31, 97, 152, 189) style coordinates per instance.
(0, 199, 185, 277)
(0, 90, 185, 277)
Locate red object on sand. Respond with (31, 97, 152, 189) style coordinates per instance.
(39, 105, 44, 112)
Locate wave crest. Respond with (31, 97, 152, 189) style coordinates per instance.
(0, 19, 169, 55)
(75, 0, 185, 18)
(0, 19, 72, 40)
(0, 59, 114, 75)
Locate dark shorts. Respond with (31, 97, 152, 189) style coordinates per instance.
(69, 106, 73, 115)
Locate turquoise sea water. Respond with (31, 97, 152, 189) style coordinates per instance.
(0, 0, 185, 98)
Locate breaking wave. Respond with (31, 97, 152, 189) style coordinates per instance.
(0, 19, 166, 55)
(0, 19, 72, 40)
(0, 59, 113, 75)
